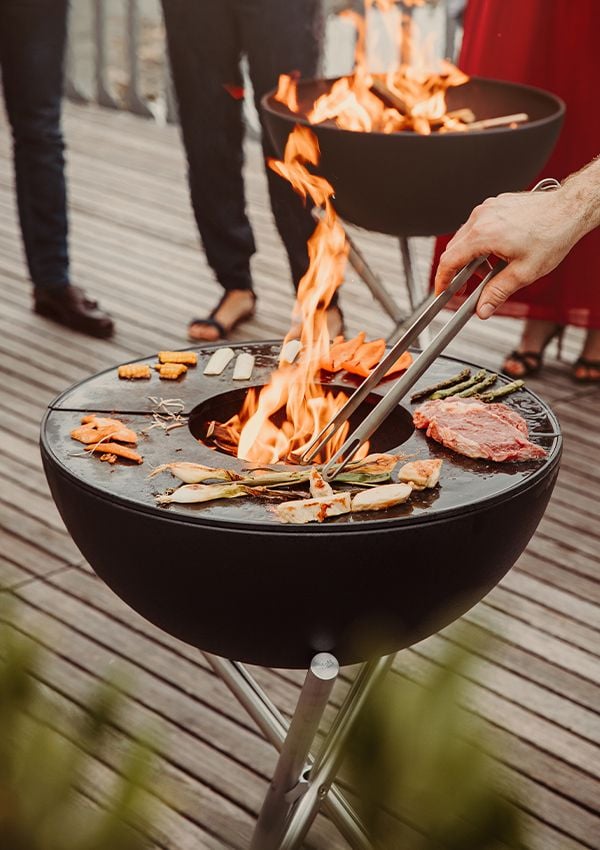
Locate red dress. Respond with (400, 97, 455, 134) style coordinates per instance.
(431, 0, 600, 329)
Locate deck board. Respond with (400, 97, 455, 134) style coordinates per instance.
(0, 101, 598, 850)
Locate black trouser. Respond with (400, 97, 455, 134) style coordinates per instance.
(161, 0, 323, 293)
(0, 0, 70, 290)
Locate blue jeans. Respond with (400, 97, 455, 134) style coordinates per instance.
(0, 0, 69, 290)
(161, 0, 323, 293)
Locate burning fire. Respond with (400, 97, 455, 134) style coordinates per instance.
(274, 1, 470, 135)
(207, 126, 369, 466)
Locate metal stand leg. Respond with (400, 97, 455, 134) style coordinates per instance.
(249, 654, 338, 850)
(346, 234, 405, 326)
(279, 655, 394, 850)
(388, 237, 434, 347)
(203, 651, 385, 850)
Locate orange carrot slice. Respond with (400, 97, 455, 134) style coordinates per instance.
(342, 338, 386, 376)
(384, 350, 413, 377)
(86, 442, 143, 463)
(321, 332, 366, 372)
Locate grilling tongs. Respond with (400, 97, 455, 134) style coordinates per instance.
(304, 178, 561, 482)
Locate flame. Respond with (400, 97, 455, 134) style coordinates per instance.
(207, 126, 369, 466)
(276, 3, 469, 135)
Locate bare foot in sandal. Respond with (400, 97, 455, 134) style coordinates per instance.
(573, 328, 600, 382)
(188, 290, 256, 342)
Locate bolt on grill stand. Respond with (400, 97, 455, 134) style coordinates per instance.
(203, 650, 395, 850)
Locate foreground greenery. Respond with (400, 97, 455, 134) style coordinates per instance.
(347, 641, 528, 850)
(0, 621, 155, 850)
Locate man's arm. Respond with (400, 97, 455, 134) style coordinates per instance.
(434, 156, 600, 318)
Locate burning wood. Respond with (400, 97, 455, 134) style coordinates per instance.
(274, 3, 528, 135)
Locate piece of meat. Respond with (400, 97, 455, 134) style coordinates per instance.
(309, 469, 334, 498)
(398, 459, 443, 489)
(413, 398, 546, 463)
(275, 493, 351, 524)
(351, 483, 412, 513)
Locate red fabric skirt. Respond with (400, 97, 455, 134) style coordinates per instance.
(431, 0, 600, 329)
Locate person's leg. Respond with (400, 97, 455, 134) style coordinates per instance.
(0, 0, 70, 289)
(0, 0, 113, 337)
(243, 0, 321, 290)
(242, 0, 343, 336)
(162, 0, 259, 340)
(573, 328, 600, 382)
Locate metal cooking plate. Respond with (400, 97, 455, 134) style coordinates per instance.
(44, 341, 561, 530)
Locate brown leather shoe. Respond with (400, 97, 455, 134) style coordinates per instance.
(33, 285, 114, 339)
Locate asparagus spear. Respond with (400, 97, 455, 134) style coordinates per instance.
(430, 369, 487, 400)
(459, 373, 498, 397)
(479, 379, 525, 402)
(410, 368, 471, 402)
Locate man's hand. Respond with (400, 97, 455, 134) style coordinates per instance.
(434, 190, 580, 318)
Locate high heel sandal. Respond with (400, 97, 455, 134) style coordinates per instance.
(501, 324, 564, 379)
(572, 357, 600, 383)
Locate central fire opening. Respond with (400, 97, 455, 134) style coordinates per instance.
(189, 385, 414, 464)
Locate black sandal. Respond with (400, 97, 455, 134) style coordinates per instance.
(188, 290, 256, 342)
(572, 357, 600, 384)
(501, 325, 564, 378)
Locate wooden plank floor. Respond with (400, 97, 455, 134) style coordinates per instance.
(0, 102, 599, 850)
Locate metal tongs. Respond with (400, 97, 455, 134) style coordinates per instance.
(304, 178, 561, 481)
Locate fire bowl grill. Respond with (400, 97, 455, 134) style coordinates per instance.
(41, 341, 561, 668)
(262, 76, 565, 236)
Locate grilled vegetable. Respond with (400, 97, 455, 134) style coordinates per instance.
(275, 492, 352, 524)
(71, 424, 138, 445)
(431, 369, 487, 399)
(158, 350, 198, 366)
(118, 363, 151, 380)
(233, 353, 255, 381)
(410, 369, 471, 402)
(280, 339, 302, 364)
(156, 482, 247, 505)
(149, 462, 239, 483)
(154, 362, 188, 379)
(458, 373, 497, 397)
(86, 442, 143, 463)
(321, 333, 366, 372)
(398, 459, 442, 489)
(479, 379, 525, 402)
(351, 483, 412, 512)
(204, 347, 235, 375)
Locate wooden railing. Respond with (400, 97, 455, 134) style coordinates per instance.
(65, 0, 462, 128)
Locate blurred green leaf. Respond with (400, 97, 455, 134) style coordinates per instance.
(0, 613, 158, 850)
(346, 638, 529, 850)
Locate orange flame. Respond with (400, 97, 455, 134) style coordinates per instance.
(208, 126, 369, 466)
(276, 3, 469, 135)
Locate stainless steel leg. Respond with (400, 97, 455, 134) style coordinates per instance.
(203, 652, 374, 850)
(394, 237, 432, 348)
(279, 654, 394, 850)
(248, 654, 338, 850)
(346, 235, 405, 325)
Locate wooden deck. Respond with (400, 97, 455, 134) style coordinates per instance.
(0, 102, 598, 850)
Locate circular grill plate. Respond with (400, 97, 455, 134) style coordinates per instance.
(43, 342, 561, 531)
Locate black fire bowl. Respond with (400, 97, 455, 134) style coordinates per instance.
(262, 76, 565, 236)
(41, 342, 561, 668)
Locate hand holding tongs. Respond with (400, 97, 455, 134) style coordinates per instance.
(303, 178, 561, 481)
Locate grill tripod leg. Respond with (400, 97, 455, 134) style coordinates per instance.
(203, 651, 375, 850)
(248, 653, 338, 850)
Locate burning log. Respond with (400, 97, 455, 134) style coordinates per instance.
(369, 77, 410, 116)
(466, 112, 529, 131)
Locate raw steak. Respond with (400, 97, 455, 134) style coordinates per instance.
(413, 397, 546, 462)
